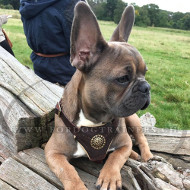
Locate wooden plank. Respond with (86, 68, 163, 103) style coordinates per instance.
(0, 58, 46, 116)
(0, 47, 63, 154)
(42, 80, 64, 98)
(125, 157, 190, 190)
(145, 128, 190, 156)
(0, 157, 58, 190)
(23, 147, 46, 163)
(140, 113, 190, 156)
(153, 178, 179, 190)
(75, 168, 97, 190)
(0, 156, 4, 163)
(151, 151, 190, 169)
(0, 47, 63, 115)
(0, 179, 16, 190)
(0, 123, 15, 157)
(126, 159, 157, 190)
(14, 148, 97, 190)
(0, 87, 34, 131)
(0, 92, 51, 153)
(14, 151, 63, 190)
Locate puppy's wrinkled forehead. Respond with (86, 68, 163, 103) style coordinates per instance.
(107, 41, 146, 75)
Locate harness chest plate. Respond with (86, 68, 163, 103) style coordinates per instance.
(55, 102, 118, 161)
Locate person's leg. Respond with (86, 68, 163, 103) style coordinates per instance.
(0, 40, 15, 56)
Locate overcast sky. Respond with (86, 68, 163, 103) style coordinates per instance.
(123, 0, 190, 13)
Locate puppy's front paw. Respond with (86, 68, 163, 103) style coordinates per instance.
(96, 168, 122, 190)
(141, 151, 153, 162)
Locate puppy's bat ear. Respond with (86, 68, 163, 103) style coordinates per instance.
(70, 2, 107, 72)
(110, 5, 135, 42)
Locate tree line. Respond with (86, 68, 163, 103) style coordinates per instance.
(0, 0, 19, 10)
(1, 0, 190, 30)
(88, 0, 190, 30)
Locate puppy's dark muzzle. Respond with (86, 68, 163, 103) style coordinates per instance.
(133, 81, 151, 110)
(137, 81, 151, 94)
(133, 81, 150, 94)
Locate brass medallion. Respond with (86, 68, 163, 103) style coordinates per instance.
(90, 134, 106, 150)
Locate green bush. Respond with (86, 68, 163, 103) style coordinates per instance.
(0, 4, 13, 9)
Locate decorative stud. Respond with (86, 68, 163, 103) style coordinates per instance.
(90, 134, 106, 150)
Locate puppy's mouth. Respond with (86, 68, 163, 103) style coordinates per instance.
(140, 99, 150, 110)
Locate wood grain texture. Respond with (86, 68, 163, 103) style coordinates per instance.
(0, 157, 58, 190)
(151, 151, 190, 169)
(144, 126, 190, 156)
(13, 148, 97, 190)
(0, 47, 63, 155)
(126, 157, 190, 190)
(140, 113, 190, 157)
(0, 179, 16, 190)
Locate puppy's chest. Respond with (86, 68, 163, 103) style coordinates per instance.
(73, 111, 115, 158)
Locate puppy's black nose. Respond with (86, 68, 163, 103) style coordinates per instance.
(138, 82, 150, 93)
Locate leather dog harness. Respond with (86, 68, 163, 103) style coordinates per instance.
(55, 102, 119, 161)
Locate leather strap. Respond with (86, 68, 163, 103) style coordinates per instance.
(34, 52, 68, 58)
(55, 102, 79, 135)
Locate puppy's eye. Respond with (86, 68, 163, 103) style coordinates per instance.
(116, 75, 129, 84)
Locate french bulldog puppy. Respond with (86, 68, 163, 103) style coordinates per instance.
(45, 2, 152, 190)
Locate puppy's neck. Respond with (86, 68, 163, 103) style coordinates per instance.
(76, 110, 103, 128)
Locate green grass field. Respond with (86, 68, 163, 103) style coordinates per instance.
(1, 10, 190, 130)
